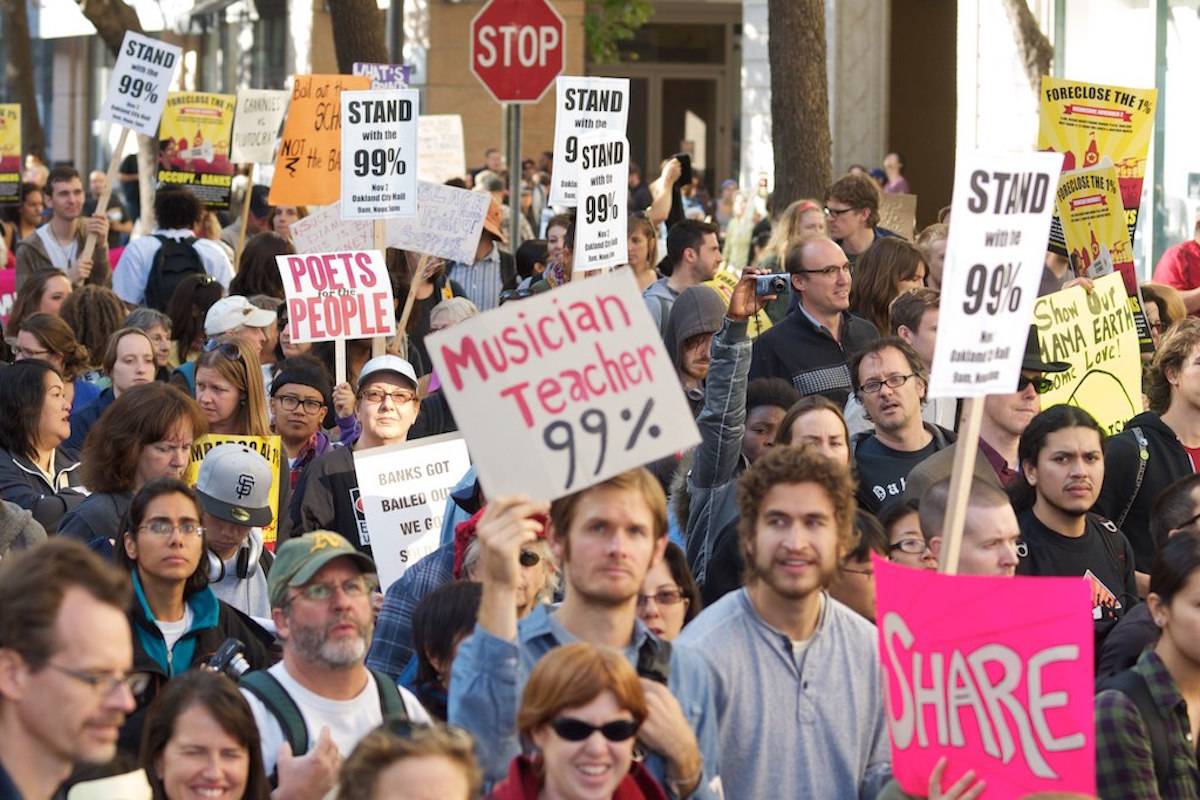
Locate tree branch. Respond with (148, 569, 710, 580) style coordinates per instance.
(1001, 0, 1054, 95)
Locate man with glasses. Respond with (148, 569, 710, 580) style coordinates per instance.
(284, 356, 421, 554)
(824, 173, 892, 266)
(270, 359, 337, 491)
(750, 236, 879, 406)
(241, 531, 429, 796)
(848, 337, 954, 514)
(0, 539, 138, 799)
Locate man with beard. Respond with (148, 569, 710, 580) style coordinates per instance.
(241, 531, 429, 797)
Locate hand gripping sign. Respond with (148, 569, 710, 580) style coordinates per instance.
(276, 250, 396, 344)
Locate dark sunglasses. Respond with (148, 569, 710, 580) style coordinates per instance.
(1017, 374, 1053, 394)
(203, 340, 244, 361)
(550, 717, 640, 742)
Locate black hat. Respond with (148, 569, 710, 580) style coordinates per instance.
(1022, 324, 1070, 373)
(270, 359, 333, 409)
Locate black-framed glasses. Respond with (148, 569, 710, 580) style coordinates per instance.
(551, 717, 640, 742)
(859, 373, 916, 395)
(49, 663, 151, 696)
(1017, 375, 1053, 394)
(636, 588, 686, 608)
(889, 538, 929, 555)
(139, 519, 205, 538)
(797, 263, 851, 277)
(275, 394, 325, 414)
(519, 550, 541, 568)
(824, 205, 858, 217)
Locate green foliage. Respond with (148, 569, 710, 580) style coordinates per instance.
(583, 0, 653, 64)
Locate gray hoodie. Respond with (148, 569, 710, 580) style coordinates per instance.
(0, 499, 47, 557)
(663, 285, 726, 417)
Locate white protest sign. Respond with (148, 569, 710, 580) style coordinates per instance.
(98, 31, 182, 137)
(354, 433, 472, 589)
(417, 115, 466, 183)
(276, 250, 396, 344)
(290, 204, 373, 254)
(385, 181, 490, 264)
(548, 76, 630, 207)
(427, 269, 699, 501)
(230, 89, 289, 164)
(341, 89, 419, 219)
(574, 133, 629, 273)
(928, 151, 1064, 398)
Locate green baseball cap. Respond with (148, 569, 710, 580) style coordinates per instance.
(268, 531, 377, 607)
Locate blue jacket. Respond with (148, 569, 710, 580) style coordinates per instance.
(65, 386, 115, 453)
(0, 445, 84, 532)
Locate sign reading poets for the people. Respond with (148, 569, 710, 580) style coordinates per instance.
(573, 133, 629, 273)
(427, 269, 699, 502)
(276, 250, 395, 343)
(874, 558, 1095, 799)
(548, 76, 629, 207)
(99, 31, 182, 137)
(354, 433, 472, 590)
(340, 89, 419, 219)
(156, 92, 237, 209)
(0, 104, 20, 203)
(230, 88, 289, 165)
(184, 434, 284, 546)
(928, 151, 1063, 398)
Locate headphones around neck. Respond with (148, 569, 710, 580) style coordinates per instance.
(206, 528, 264, 582)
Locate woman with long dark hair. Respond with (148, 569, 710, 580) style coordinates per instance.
(166, 273, 225, 368)
(14, 312, 99, 411)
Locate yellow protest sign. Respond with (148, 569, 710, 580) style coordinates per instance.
(0, 104, 20, 203)
(269, 74, 371, 207)
(185, 434, 284, 546)
(1033, 272, 1141, 436)
(704, 269, 773, 338)
(157, 92, 237, 209)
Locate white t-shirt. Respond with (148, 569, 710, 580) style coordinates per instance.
(154, 605, 195, 670)
(111, 228, 235, 305)
(36, 224, 77, 270)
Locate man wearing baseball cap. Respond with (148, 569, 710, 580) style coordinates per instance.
(196, 442, 277, 619)
(239, 531, 428, 794)
(446, 197, 517, 312)
(282, 356, 421, 554)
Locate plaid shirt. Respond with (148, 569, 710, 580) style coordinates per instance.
(1095, 649, 1200, 798)
(365, 542, 455, 678)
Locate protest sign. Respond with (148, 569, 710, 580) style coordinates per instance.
(573, 133, 629, 273)
(548, 76, 630, 207)
(98, 31, 181, 137)
(385, 181, 491, 264)
(276, 250, 395, 344)
(156, 92, 237, 209)
(417, 115, 466, 184)
(1038, 77, 1155, 250)
(230, 89, 289, 164)
(1033, 273, 1140, 436)
(879, 193, 917, 240)
(352, 62, 411, 89)
(340, 89, 419, 220)
(269, 74, 371, 206)
(184, 434, 284, 546)
(353, 433, 472, 589)
(290, 204, 374, 254)
(427, 269, 699, 501)
(0, 104, 20, 203)
(875, 557, 1095, 798)
(927, 151, 1063, 399)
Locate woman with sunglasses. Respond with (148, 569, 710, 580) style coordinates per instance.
(194, 339, 272, 438)
(636, 542, 701, 641)
(490, 642, 666, 800)
(116, 477, 273, 755)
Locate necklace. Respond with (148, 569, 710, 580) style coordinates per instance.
(43, 224, 78, 269)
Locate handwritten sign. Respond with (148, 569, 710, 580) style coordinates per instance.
(99, 31, 182, 137)
(0, 104, 20, 203)
(875, 557, 1095, 799)
(574, 133, 628, 273)
(268, 74, 370, 206)
(353, 433, 472, 590)
(231, 88, 289, 164)
(290, 204, 373, 254)
(341, 88, 419, 219)
(352, 62, 411, 89)
(384, 181, 490, 264)
(879, 193, 917, 240)
(276, 250, 395, 344)
(184, 434, 283, 546)
(427, 269, 699, 501)
(417, 115, 466, 184)
(549, 76, 630, 207)
(928, 151, 1063, 398)
(157, 92, 237, 209)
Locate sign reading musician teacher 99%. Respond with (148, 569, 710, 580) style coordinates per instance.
(426, 269, 699, 502)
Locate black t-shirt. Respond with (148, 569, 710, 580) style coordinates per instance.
(854, 435, 940, 513)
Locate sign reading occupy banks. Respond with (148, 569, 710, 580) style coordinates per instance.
(427, 269, 699, 501)
(276, 250, 395, 344)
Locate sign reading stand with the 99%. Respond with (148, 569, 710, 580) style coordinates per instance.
(99, 31, 182, 137)
(341, 88, 419, 219)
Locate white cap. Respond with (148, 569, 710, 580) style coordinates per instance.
(357, 355, 418, 390)
(205, 296, 277, 336)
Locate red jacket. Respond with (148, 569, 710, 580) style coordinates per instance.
(488, 755, 669, 800)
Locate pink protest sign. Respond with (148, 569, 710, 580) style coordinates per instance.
(276, 250, 395, 344)
(873, 557, 1095, 798)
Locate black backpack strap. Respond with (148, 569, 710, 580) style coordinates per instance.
(240, 670, 309, 757)
(370, 667, 409, 721)
(1115, 427, 1150, 530)
(1102, 669, 1170, 794)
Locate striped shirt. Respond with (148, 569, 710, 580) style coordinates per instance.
(447, 242, 503, 312)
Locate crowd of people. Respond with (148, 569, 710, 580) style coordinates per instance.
(0, 137, 1198, 800)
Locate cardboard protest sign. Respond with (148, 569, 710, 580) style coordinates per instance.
(549, 76, 630, 207)
(0, 104, 20, 203)
(340, 89, 419, 219)
(1038, 77, 1156, 251)
(99, 32, 182, 137)
(276, 250, 395, 344)
(573, 133, 629, 273)
(269, 74, 371, 207)
(230, 89, 289, 165)
(879, 193, 917, 240)
(184, 434, 284, 546)
(417, 115, 466, 184)
(875, 557, 1095, 798)
(353, 433, 472, 589)
(385, 181, 490, 264)
(928, 151, 1063, 399)
(1033, 273, 1141, 436)
(156, 92, 237, 209)
(290, 204, 373, 254)
(427, 269, 700, 501)
(352, 62, 411, 89)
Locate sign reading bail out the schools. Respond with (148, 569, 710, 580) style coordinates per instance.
(99, 31, 182, 137)
(549, 76, 630, 207)
(276, 250, 396, 343)
(340, 88, 420, 220)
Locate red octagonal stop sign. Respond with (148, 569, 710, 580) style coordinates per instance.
(470, 0, 565, 104)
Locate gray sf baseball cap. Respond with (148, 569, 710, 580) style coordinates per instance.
(195, 443, 275, 528)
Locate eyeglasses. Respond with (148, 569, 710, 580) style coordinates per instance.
(550, 717, 640, 742)
(797, 263, 851, 277)
(859, 373, 917, 395)
(1017, 374, 1053, 394)
(275, 394, 325, 414)
(291, 577, 376, 603)
(519, 550, 541, 568)
(824, 206, 858, 218)
(1149, 321, 1164, 334)
(12, 345, 51, 360)
(49, 663, 151, 696)
(636, 588, 686, 608)
(889, 538, 930, 555)
(139, 519, 205, 538)
(359, 388, 417, 406)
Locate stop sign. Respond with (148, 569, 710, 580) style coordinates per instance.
(470, 0, 565, 104)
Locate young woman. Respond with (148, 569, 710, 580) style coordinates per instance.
(269, 205, 307, 241)
(166, 273, 225, 368)
(229, 231, 293, 300)
(879, 498, 937, 571)
(4, 269, 72, 340)
(914, 223, 948, 290)
(117, 478, 272, 755)
(636, 542, 701, 641)
(3, 183, 45, 253)
(65, 327, 157, 451)
(59, 284, 129, 372)
(626, 213, 660, 291)
(337, 725, 481, 800)
(411, 581, 482, 721)
(140, 670, 271, 800)
(126, 306, 175, 380)
(849, 237, 928, 334)
(776, 395, 851, 467)
(14, 312, 99, 411)
(759, 199, 826, 271)
(194, 339, 271, 437)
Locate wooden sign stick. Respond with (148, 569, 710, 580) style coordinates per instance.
(938, 395, 985, 575)
(372, 219, 387, 358)
(234, 168, 254, 270)
(79, 126, 130, 266)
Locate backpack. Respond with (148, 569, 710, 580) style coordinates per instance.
(145, 235, 206, 311)
(1098, 668, 1170, 795)
(1114, 427, 1150, 530)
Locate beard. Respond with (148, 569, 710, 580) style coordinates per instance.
(746, 541, 837, 600)
(289, 613, 372, 669)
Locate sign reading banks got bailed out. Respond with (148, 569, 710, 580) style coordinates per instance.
(928, 151, 1063, 398)
(574, 132, 629, 273)
(99, 31, 182, 137)
(427, 269, 699, 501)
(276, 250, 395, 344)
(548, 76, 629, 207)
(341, 88, 419, 219)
